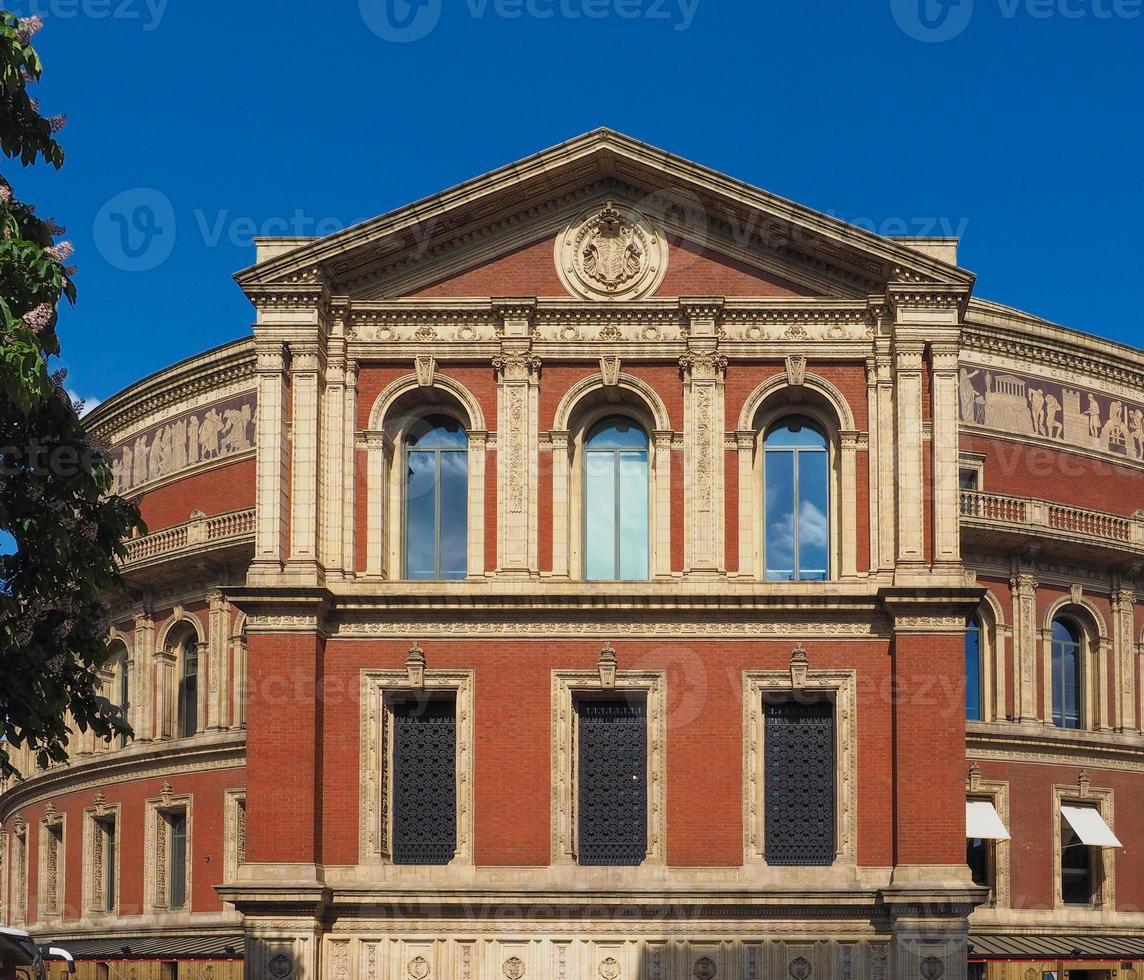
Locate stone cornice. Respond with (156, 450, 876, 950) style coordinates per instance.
(86, 338, 256, 446)
(234, 129, 972, 298)
(967, 719, 1144, 773)
(0, 731, 246, 822)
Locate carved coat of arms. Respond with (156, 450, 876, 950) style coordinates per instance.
(503, 957, 525, 980)
(556, 202, 667, 301)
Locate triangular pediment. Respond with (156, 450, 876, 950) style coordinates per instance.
(236, 129, 973, 302)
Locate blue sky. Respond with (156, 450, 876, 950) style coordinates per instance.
(6, 0, 1142, 408)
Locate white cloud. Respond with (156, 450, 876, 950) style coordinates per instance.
(67, 390, 102, 417)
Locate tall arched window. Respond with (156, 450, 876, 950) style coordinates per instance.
(177, 635, 199, 739)
(583, 417, 649, 581)
(404, 415, 469, 581)
(1051, 618, 1083, 729)
(763, 418, 829, 581)
(965, 616, 983, 721)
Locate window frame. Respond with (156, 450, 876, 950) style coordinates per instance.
(581, 416, 651, 582)
(1051, 778, 1116, 912)
(83, 801, 121, 915)
(743, 666, 857, 872)
(37, 809, 64, 922)
(401, 415, 470, 582)
(965, 768, 1011, 909)
(358, 668, 474, 869)
(144, 789, 192, 914)
(551, 668, 666, 867)
(965, 615, 984, 722)
(761, 416, 831, 582)
(1050, 617, 1084, 730)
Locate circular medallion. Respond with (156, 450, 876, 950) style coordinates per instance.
(556, 201, 668, 301)
(503, 957, 525, 980)
(598, 957, 622, 980)
(693, 956, 717, 980)
(267, 955, 293, 980)
(788, 957, 812, 980)
(920, 957, 944, 980)
(407, 957, 430, 980)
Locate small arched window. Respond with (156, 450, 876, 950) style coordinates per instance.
(584, 417, 649, 581)
(965, 616, 983, 722)
(114, 648, 130, 748)
(177, 634, 199, 739)
(1051, 618, 1083, 729)
(404, 415, 469, 581)
(763, 417, 829, 581)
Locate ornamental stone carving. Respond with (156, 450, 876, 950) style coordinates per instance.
(920, 957, 944, 980)
(407, 957, 430, 980)
(502, 957, 525, 980)
(788, 957, 812, 980)
(556, 202, 667, 301)
(693, 957, 717, 980)
(267, 954, 293, 980)
(598, 958, 621, 980)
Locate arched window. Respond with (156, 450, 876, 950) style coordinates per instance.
(404, 415, 469, 581)
(1051, 619, 1082, 729)
(583, 417, 649, 581)
(177, 634, 199, 739)
(965, 616, 983, 721)
(763, 418, 829, 581)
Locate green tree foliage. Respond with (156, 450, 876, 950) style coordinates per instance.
(0, 11, 142, 778)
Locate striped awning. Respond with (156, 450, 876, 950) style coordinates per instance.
(47, 935, 243, 961)
(970, 934, 1144, 960)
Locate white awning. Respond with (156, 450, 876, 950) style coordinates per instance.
(966, 800, 1010, 840)
(1061, 804, 1122, 848)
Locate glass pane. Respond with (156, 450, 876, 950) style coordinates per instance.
(1061, 824, 1093, 905)
(965, 621, 982, 721)
(406, 416, 468, 449)
(587, 417, 648, 450)
(765, 418, 827, 450)
(764, 450, 795, 581)
(105, 823, 116, 910)
(169, 814, 187, 909)
(1052, 619, 1080, 646)
(585, 451, 617, 580)
(438, 451, 468, 580)
(797, 449, 829, 580)
(966, 837, 990, 887)
(1062, 642, 1079, 728)
(405, 451, 438, 579)
(618, 451, 649, 580)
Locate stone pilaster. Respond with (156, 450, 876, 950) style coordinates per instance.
(493, 298, 540, 576)
(251, 342, 288, 582)
(320, 306, 349, 577)
(1112, 586, 1137, 731)
(893, 339, 925, 567)
(341, 359, 358, 580)
(206, 590, 228, 733)
(679, 298, 726, 573)
(132, 608, 155, 741)
(930, 341, 962, 568)
(1009, 571, 1040, 723)
(550, 429, 572, 578)
(287, 342, 326, 581)
(735, 429, 756, 577)
(874, 350, 897, 574)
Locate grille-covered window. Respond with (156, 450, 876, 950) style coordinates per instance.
(764, 698, 835, 866)
(392, 696, 457, 865)
(577, 697, 647, 866)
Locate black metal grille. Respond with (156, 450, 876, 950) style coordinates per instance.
(764, 698, 835, 866)
(392, 696, 457, 865)
(577, 697, 647, 866)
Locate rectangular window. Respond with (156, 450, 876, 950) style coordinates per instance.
(1061, 822, 1094, 906)
(576, 696, 647, 866)
(168, 811, 187, 910)
(764, 698, 835, 866)
(392, 696, 457, 865)
(958, 467, 979, 492)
